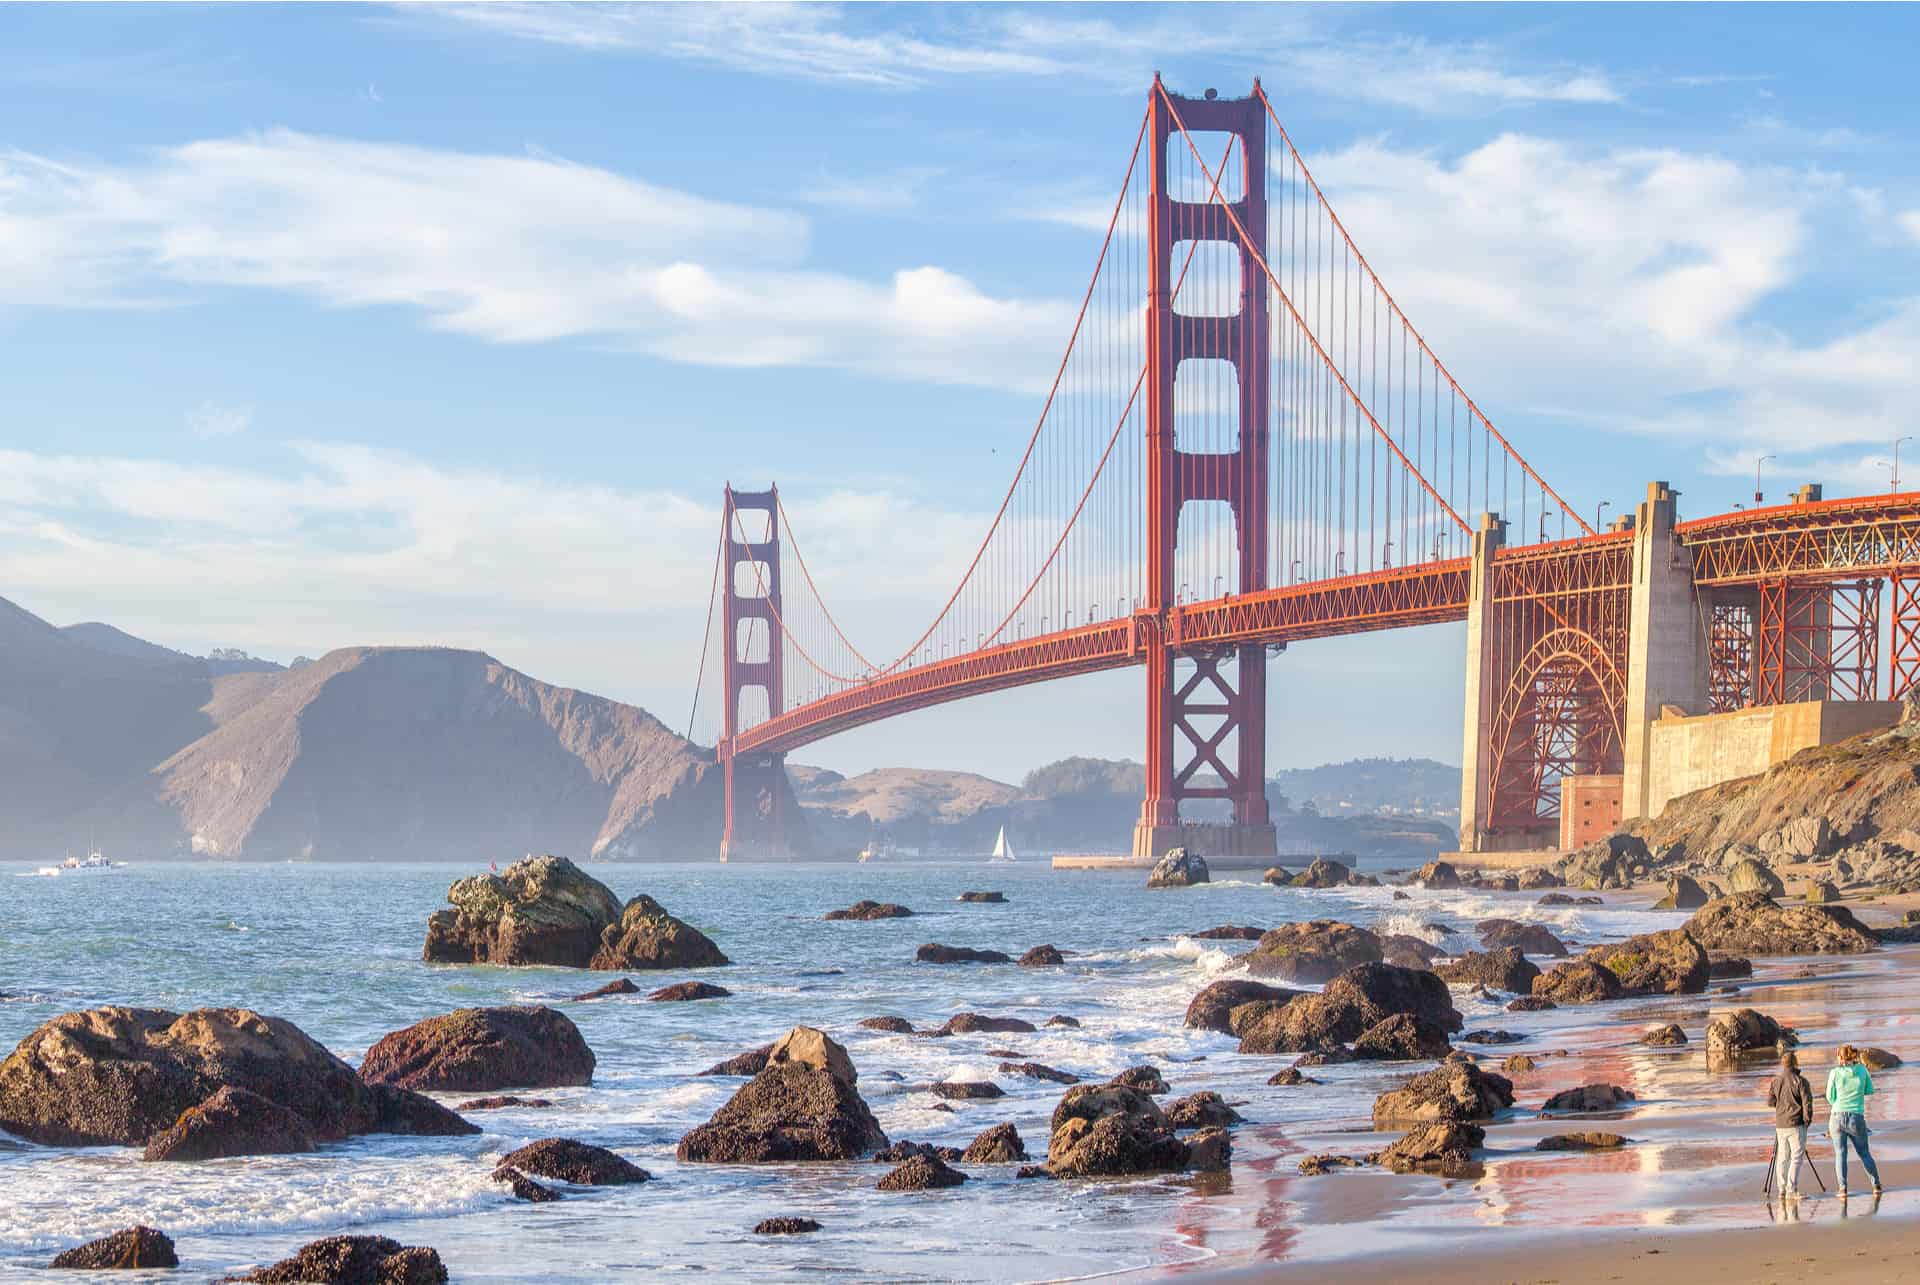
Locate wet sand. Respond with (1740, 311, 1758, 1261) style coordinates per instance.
(1162, 887, 1920, 1285)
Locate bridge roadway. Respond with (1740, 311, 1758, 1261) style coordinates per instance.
(730, 491, 1920, 760)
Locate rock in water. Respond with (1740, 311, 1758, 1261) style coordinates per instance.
(1501, 1054, 1537, 1074)
(877, 1153, 968, 1190)
(1184, 979, 1300, 1034)
(958, 891, 1006, 903)
(1434, 948, 1539, 994)
(647, 982, 731, 1002)
(1147, 847, 1209, 888)
(1725, 858, 1786, 898)
(454, 1095, 553, 1111)
(1705, 1009, 1797, 1066)
(1652, 875, 1710, 911)
(824, 900, 914, 921)
(1238, 921, 1384, 984)
(496, 1137, 651, 1185)
(491, 1166, 561, 1202)
(1164, 1091, 1244, 1128)
(0, 1006, 476, 1148)
(916, 944, 1012, 965)
(423, 855, 622, 967)
(1476, 919, 1568, 957)
(1106, 1065, 1169, 1094)
(1506, 996, 1557, 1013)
(1292, 858, 1351, 888)
(1862, 1047, 1902, 1070)
(1530, 959, 1625, 1005)
(858, 1016, 916, 1034)
(932, 1081, 1003, 1100)
(753, 1217, 821, 1235)
(1416, 860, 1462, 888)
(590, 894, 729, 970)
(1190, 924, 1266, 940)
(1378, 1121, 1483, 1173)
(1683, 893, 1879, 955)
(1044, 1084, 1190, 1177)
(142, 1085, 316, 1162)
(962, 1122, 1029, 1162)
(699, 1043, 773, 1077)
(1018, 944, 1066, 967)
(1238, 962, 1462, 1055)
(1541, 1084, 1636, 1112)
(1352, 1014, 1454, 1061)
(999, 1061, 1080, 1085)
(226, 1235, 447, 1284)
(1371, 1063, 1514, 1126)
(1537, 1132, 1627, 1151)
(49, 1227, 178, 1269)
(1641, 1023, 1688, 1047)
(570, 979, 639, 1001)
(1582, 930, 1710, 996)
(1185, 1125, 1232, 1172)
(1380, 935, 1444, 969)
(359, 1006, 594, 1092)
(678, 1026, 888, 1162)
(937, 1013, 1036, 1035)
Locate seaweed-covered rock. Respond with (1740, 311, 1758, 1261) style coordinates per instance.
(1641, 1023, 1688, 1047)
(648, 981, 731, 1002)
(932, 1081, 1003, 1101)
(1239, 921, 1384, 984)
(1238, 963, 1461, 1055)
(858, 1016, 916, 1034)
(1018, 945, 1066, 967)
(1683, 893, 1879, 955)
(454, 1095, 553, 1111)
(142, 1085, 316, 1162)
(1106, 1065, 1169, 1094)
(226, 1235, 447, 1284)
(1183, 979, 1300, 1034)
(825, 900, 913, 921)
(0, 1006, 475, 1148)
(1541, 1084, 1636, 1112)
(1185, 1125, 1232, 1172)
(1371, 1063, 1514, 1126)
(1705, 1009, 1796, 1066)
(998, 1061, 1080, 1085)
(1536, 1132, 1627, 1151)
(874, 1140, 963, 1163)
(1531, 959, 1626, 1005)
(49, 1227, 178, 1270)
(877, 1152, 968, 1190)
(958, 891, 1006, 903)
(497, 1137, 651, 1185)
(1352, 1014, 1454, 1061)
(1434, 948, 1539, 994)
(1477, 919, 1568, 957)
(1147, 848, 1209, 888)
(677, 1027, 887, 1162)
(423, 855, 621, 967)
(1379, 1121, 1483, 1173)
(1190, 925, 1266, 941)
(1583, 930, 1710, 996)
(1163, 1091, 1244, 1128)
(962, 1121, 1029, 1162)
(937, 1013, 1037, 1036)
(1269, 1066, 1318, 1085)
(1044, 1015, 1080, 1029)
(590, 894, 729, 970)
(360, 1006, 594, 1092)
(1292, 858, 1352, 888)
(1505, 996, 1557, 1013)
(754, 1217, 821, 1235)
(1460, 1029, 1524, 1046)
(916, 944, 1012, 965)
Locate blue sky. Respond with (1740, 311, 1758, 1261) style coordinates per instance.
(4, 3, 1919, 783)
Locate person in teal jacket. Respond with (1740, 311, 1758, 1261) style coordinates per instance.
(1826, 1044, 1884, 1195)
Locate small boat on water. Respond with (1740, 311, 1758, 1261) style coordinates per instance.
(59, 845, 115, 871)
(989, 825, 1016, 863)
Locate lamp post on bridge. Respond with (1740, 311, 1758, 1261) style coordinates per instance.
(1595, 499, 1611, 533)
(1894, 437, 1913, 492)
(1755, 454, 1774, 506)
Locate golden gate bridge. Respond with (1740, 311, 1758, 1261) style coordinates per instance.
(693, 78, 1920, 861)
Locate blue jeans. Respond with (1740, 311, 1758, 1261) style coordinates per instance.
(1831, 1112, 1882, 1189)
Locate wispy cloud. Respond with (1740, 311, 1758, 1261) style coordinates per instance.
(0, 130, 1074, 393)
(1901, 210, 1920, 244)
(186, 401, 253, 439)
(425, 3, 1623, 112)
(797, 165, 943, 214)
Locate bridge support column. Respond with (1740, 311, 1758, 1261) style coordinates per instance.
(1620, 482, 1709, 824)
(719, 484, 795, 862)
(1131, 79, 1276, 861)
(1456, 512, 1507, 853)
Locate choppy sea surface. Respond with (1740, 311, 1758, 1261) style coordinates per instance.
(1, 860, 1912, 1282)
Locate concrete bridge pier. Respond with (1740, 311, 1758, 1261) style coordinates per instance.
(1619, 481, 1710, 824)
(1455, 511, 1507, 854)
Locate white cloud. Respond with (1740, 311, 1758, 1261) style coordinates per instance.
(426, 3, 1622, 112)
(0, 130, 1075, 392)
(185, 401, 253, 438)
(1901, 210, 1920, 244)
(798, 166, 942, 214)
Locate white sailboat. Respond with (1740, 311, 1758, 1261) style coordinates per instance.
(989, 825, 1016, 863)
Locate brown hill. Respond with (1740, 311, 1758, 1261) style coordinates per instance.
(793, 766, 1018, 824)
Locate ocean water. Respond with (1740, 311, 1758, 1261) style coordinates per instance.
(0, 860, 1898, 1281)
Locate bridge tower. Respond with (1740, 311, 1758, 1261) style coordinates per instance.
(719, 484, 793, 861)
(1131, 80, 1278, 861)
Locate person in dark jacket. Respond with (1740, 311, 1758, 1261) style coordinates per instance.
(1767, 1049, 1815, 1198)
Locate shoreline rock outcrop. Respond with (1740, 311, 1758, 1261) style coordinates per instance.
(1147, 848, 1209, 888)
(916, 944, 1011, 965)
(142, 1085, 316, 1162)
(423, 855, 622, 967)
(49, 1227, 178, 1270)
(360, 1006, 594, 1092)
(1371, 1063, 1513, 1126)
(1683, 893, 1879, 955)
(825, 900, 914, 921)
(224, 1235, 447, 1284)
(590, 894, 730, 970)
(678, 1026, 888, 1163)
(496, 1137, 651, 1185)
(1237, 921, 1383, 984)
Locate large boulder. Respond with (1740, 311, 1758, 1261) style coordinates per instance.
(877, 1152, 968, 1190)
(1555, 834, 1646, 890)
(1163, 1091, 1244, 1128)
(1683, 893, 1879, 955)
(1541, 1084, 1635, 1112)
(497, 1137, 651, 1185)
(1238, 963, 1461, 1055)
(226, 1235, 447, 1284)
(1725, 858, 1786, 898)
(1352, 1014, 1453, 1061)
(1416, 860, 1462, 889)
(1183, 979, 1300, 1034)
(423, 855, 621, 967)
(824, 900, 913, 921)
(1018, 945, 1066, 967)
(1239, 921, 1383, 984)
(1433, 948, 1539, 994)
(1378, 1121, 1483, 1173)
(1582, 930, 1710, 996)
(677, 1026, 888, 1162)
(916, 944, 1012, 965)
(1652, 875, 1710, 911)
(1705, 1009, 1797, 1066)
(1147, 848, 1209, 888)
(360, 1006, 594, 1092)
(49, 1227, 178, 1269)
(1044, 1083, 1195, 1177)
(1477, 919, 1568, 958)
(1380, 935, 1445, 969)
(0, 1006, 476, 1148)
(141, 1085, 316, 1162)
(962, 1121, 1029, 1162)
(1292, 858, 1352, 888)
(1371, 1063, 1513, 1126)
(1049, 1082, 1168, 1134)
(936, 1013, 1037, 1036)
(1531, 959, 1625, 1005)
(699, 1043, 774, 1077)
(590, 894, 729, 970)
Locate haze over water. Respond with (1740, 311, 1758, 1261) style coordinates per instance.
(1, 860, 1912, 1282)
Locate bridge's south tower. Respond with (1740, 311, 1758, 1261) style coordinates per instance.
(1133, 81, 1278, 860)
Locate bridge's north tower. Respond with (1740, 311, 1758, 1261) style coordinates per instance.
(1133, 81, 1278, 860)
